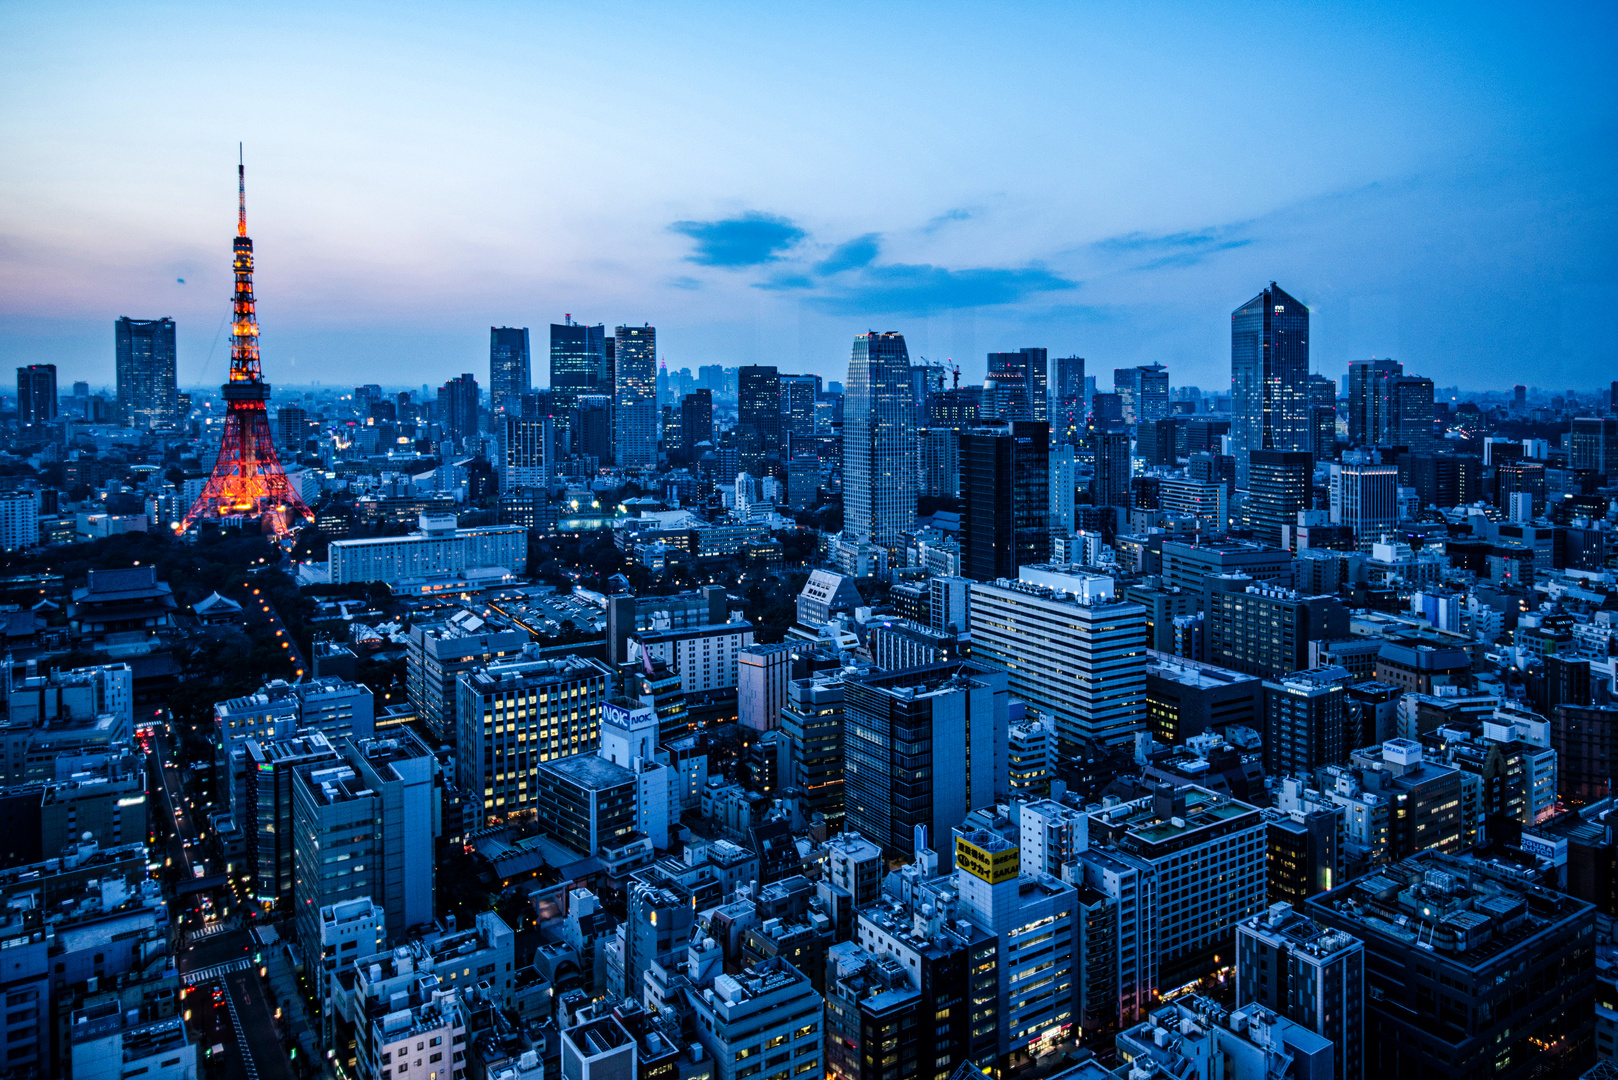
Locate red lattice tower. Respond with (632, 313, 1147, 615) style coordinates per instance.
(181, 150, 311, 535)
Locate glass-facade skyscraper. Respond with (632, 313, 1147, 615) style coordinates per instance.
(114, 316, 178, 430)
(844, 331, 917, 549)
(983, 348, 1048, 422)
(960, 419, 1050, 581)
(737, 365, 781, 477)
(16, 364, 57, 429)
(489, 326, 530, 414)
(613, 324, 657, 469)
(1231, 282, 1309, 487)
(549, 320, 608, 421)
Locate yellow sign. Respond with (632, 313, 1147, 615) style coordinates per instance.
(956, 836, 1019, 884)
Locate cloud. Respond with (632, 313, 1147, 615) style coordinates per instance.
(815, 233, 881, 274)
(1092, 225, 1252, 270)
(808, 262, 1076, 316)
(667, 275, 703, 290)
(669, 212, 806, 267)
(923, 207, 977, 234)
(755, 273, 816, 292)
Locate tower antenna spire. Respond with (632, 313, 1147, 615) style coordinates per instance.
(237, 143, 246, 237)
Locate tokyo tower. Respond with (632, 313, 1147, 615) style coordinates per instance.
(180, 150, 310, 535)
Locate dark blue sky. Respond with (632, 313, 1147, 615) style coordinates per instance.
(2, 1, 1614, 395)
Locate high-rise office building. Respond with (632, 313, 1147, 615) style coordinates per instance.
(737, 365, 781, 476)
(1261, 666, 1351, 777)
(436, 373, 479, 442)
(679, 389, 714, 463)
(844, 662, 1007, 858)
(1113, 364, 1168, 425)
(276, 404, 309, 452)
(960, 420, 1050, 581)
(1231, 283, 1309, 487)
(970, 565, 1147, 753)
(614, 325, 657, 469)
(1345, 358, 1401, 446)
(496, 415, 552, 492)
(576, 394, 614, 463)
(952, 830, 1077, 1067)
(1242, 449, 1312, 548)
(1090, 430, 1133, 508)
(489, 326, 530, 414)
(1330, 461, 1398, 549)
(114, 316, 178, 429)
(1387, 375, 1434, 449)
(16, 364, 56, 428)
(456, 653, 611, 826)
(1570, 416, 1618, 478)
(1306, 851, 1594, 1079)
(983, 347, 1048, 422)
(844, 331, 917, 550)
(1234, 905, 1364, 1080)
(1204, 578, 1349, 679)
(549, 319, 609, 421)
(778, 373, 819, 450)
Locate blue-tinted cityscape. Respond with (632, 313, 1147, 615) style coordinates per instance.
(1, 6, 1616, 1080)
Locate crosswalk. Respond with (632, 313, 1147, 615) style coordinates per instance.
(187, 917, 240, 945)
(184, 957, 253, 984)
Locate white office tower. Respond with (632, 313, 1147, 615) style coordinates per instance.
(0, 491, 38, 552)
(843, 331, 917, 551)
(691, 957, 824, 1080)
(1017, 798, 1089, 878)
(364, 987, 468, 1080)
(970, 565, 1148, 754)
(1329, 461, 1398, 550)
(599, 699, 671, 850)
(953, 829, 1078, 1066)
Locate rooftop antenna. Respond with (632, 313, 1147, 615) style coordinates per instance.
(237, 142, 247, 237)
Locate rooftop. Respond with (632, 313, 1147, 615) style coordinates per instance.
(542, 753, 636, 791)
(1307, 850, 1593, 969)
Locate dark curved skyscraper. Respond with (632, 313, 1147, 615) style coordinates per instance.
(1231, 282, 1309, 488)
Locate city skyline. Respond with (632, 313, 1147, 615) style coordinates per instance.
(2, 3, 1614, 392)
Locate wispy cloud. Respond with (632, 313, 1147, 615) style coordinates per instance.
(1092, 225, 1252, 270)
(669, 212, 806, 267)
(815, 233, 881, 274)
(922, 207, 977, 234)
(808, 262, 1076, 316)
(667, 275, 703, 290)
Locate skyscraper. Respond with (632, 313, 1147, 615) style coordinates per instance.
(437, 374, 480, 443)
(1330, 461, 1398, 549)
(489, 326, 531, 414)
(614, 325, 657, 469)
(549, 319, 608, 420)
(1090, 430, 1133, 508)
(778, 373, 818, 452)
(1242, 449, 1313, 548)
(960, 420, 1050, 581)
(16, 365, 56, 428)
(1051, 355, 1085, 446)
(114, 316, 178, 430)
(983, 348, 1047, 421)
(736, 365, 781, 477)
(1231, 282, 1309, 487)
(496, 415, 552, 491)
(679, 390, 713, 463)
(1387, 375, 1434, 450)
(1346, 359, 1401, 447)
(844, 331, 917, 550)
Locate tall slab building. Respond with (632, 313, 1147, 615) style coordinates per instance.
(488, 326, 530, 414)
(1231, 282, 1309, 487)
(614, 324, 657, 469)
(114, 316, 178, 430)
(843, 331, 917, 550)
